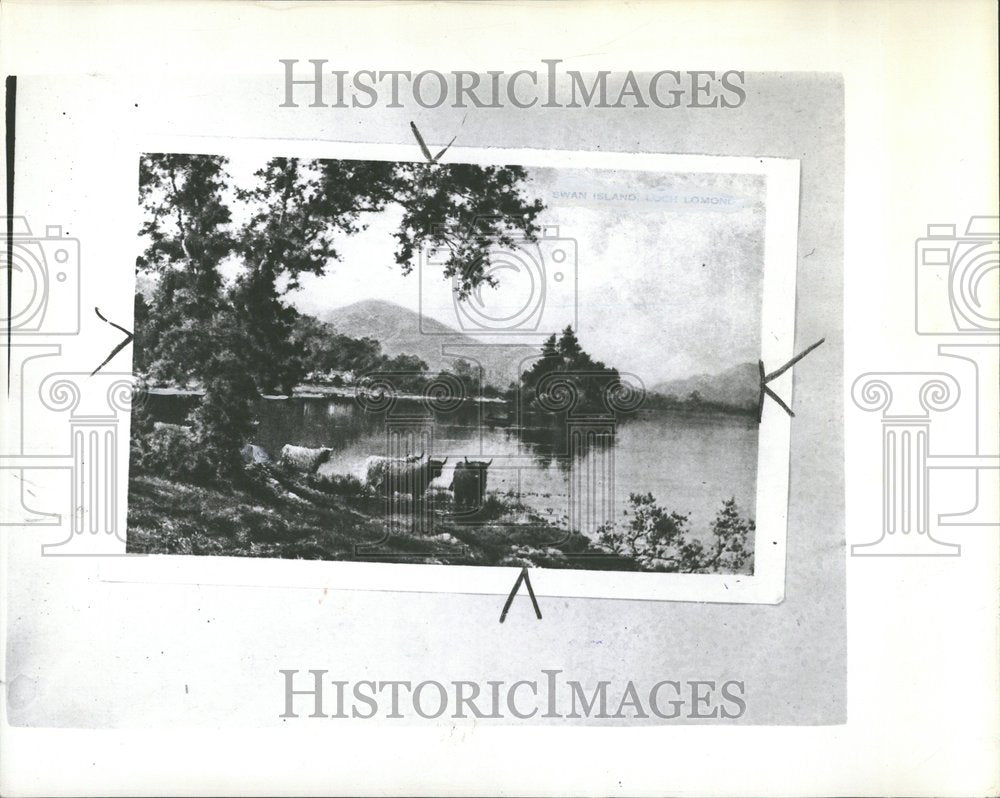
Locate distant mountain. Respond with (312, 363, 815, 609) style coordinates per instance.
(651, 362, 759, 410)
(320, 299, 539, 388)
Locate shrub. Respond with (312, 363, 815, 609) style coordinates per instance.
(703, 498, 755, 574)
(188, 349, 259, 478)
(133, 422, 219, 483)
(597, 494, 755, 574)
(596, 492, 698, 571)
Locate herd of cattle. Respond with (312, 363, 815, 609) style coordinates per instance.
(271, 444, 494, 508)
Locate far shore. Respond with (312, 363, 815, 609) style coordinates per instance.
(146, 384, 508, 403)
(144, 384, 757, 419)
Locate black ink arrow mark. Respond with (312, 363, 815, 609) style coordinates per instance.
(757, 337, 825, 422)
(6, 75, 17, 395)
(410, 117, 465, 164)
(90, 307, 133, 376)
(499, 567, 542, 623)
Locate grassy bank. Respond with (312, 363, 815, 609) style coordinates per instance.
(126, 466, 639, 570)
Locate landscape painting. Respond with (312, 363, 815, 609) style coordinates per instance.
(126, 143, 797, 597)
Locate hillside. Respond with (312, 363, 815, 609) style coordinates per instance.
(651, 362, 759, 410)
(320, 299, 538, 388)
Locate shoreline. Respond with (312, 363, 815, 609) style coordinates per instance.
(144, 384, 758, 421)
(125, 470, 639, 571)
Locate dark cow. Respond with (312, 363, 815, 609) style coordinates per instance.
(366, 453, 448, 497)
(450, 456, 493, 509)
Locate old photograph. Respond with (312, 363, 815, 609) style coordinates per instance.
(11, 0, 1000, 792)
(125, 142, 796, 598)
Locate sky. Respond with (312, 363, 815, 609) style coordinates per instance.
(196, 157, 766, 385)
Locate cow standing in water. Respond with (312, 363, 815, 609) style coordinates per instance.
(450, 457, 493, 510)
(365, 452, 448, 499)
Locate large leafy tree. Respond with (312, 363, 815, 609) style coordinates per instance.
(392, 163, 545, 299)
(230, 158, 397, 392)
(135, 152, 546, 475)
(137, 154, 234, 384)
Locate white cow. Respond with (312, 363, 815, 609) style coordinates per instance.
(279, 444, 333, 473)
(364, 452, 425, 490)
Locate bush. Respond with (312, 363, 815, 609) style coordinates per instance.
(188, 348, 259, 477)
(131, 326, 260, 485)
(596, 494, 755, 574)
(704, 498, 755, 574)
(133, 422, 220, 483)
(596, 492, 699, 571)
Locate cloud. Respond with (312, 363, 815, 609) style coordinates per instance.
(282, 161, 766, 384)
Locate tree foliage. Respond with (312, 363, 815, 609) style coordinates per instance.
(703, 497, 755, 573)
(135, 153, 546, 480)
(136, 155, 234, 384)
(521, 326, 621, 412)
(291, 315, 384, 378)
(393, 163, 545, 299)
(597, 494, 755, 574)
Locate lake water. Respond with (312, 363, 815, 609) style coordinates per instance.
(146, 394, 759, 541)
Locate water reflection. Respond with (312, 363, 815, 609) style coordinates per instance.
(142, 392, 758, 536)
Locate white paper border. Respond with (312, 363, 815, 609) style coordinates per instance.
(101, 140, 799, 605)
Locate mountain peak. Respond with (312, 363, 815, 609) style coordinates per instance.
(318, 299, 536, 386)
(331, 298, 411, 315)
(651, 361, 758, 409)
